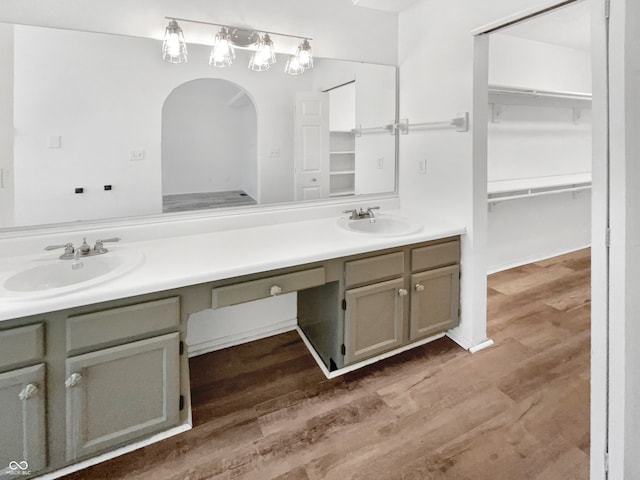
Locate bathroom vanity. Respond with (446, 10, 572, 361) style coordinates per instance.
(0, 212, 464, 479)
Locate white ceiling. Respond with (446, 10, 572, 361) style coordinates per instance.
(351, 0, 420, 13)
(499, 0, 591, 51)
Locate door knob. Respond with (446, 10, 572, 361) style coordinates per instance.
(270, 285, 283, 296)
(18, 383, 39, 400)
(398, 288, 408, 297)
(415, 283, 425, 292)
(65, 372, 82, 388)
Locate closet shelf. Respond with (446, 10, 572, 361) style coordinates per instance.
(330, 170, 355, 175)
(330, 151, 356, 155)
(489, 84, 592, 109)
(488, 173, 592, 205)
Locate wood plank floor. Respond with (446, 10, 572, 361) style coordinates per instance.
(63, 249, 590, 480)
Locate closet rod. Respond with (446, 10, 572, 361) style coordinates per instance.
(352, 112, 469, 136)
(396, 112, 469, 134)
(488, 184, 591, 204)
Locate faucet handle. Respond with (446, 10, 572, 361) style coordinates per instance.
(45, 242, 75, 259)
(45, 242, 73, 252)
(343, 209, 358, 220)
(93, 237, 121, 254)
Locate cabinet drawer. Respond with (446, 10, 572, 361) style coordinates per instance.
(67, 297, 180, 353)
(411, 240, 460, 272)
(212, 267, 325, 309)
(345, 252, 405, 287)
(0, 323, 45, 370)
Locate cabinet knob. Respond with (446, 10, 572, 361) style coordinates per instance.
(415, 283, 425, 292)
(398, 288, 408, 297)
(65, 372, 82, 389)
(18, 383, 39, 400)
(270, 285, 283, 296)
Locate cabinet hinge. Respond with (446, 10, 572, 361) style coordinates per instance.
(341, 344, 346, 355)
(179, 395, 185, 411)
(342, 299, 347, 311)
(606, 227, 611, 248)
(604, 451, 609, 474)
(179, 341, 185, 355)
(605, 0, 610, 19)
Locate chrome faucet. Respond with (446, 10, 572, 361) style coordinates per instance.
(343, 206, 380, 220)
(45, 237, 121, 260)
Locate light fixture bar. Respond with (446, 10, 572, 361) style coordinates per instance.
(164, 17, 312, 41)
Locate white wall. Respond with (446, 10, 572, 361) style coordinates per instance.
(161, 79, 257, 197)
(487, 33, 592, 271)
(0, 0, 398, 65)
(397, 0, 578, 350)
(0, 24, 14, 227)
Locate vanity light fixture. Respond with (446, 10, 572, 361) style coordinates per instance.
(294, 39, 313, 70)
(162, 19, 188, 63)
(249, 34, 276, 71)
(284, 54, 305, 75)
(209, 27, 235, 67)
(163, 16, 312, 75)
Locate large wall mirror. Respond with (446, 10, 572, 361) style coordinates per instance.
(0, 22, 398, 231)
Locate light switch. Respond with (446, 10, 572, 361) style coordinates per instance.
(47, 136, 62, 149)
(418, 159, 427, 174)
(129, 149, 145, 161)
(377, 156, 384, 169)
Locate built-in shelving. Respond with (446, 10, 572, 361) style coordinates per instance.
(329, 131, 356, 197)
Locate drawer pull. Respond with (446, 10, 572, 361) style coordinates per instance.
(65, 372, 82, 389)
(18, 383, 39, 400)
(398, 288, 408, 297)
(270, 285, 283, 296)
(415, 283, 425, 292)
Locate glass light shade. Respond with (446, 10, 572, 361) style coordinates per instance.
(249, 34, 276, 71)
(209, 27, 235, 67)
(162, 20, 187, 63)
(284, 54, 305, 75)
(295, 39, 313, 70)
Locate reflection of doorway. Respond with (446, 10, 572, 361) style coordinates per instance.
(161, 78, 258, 212)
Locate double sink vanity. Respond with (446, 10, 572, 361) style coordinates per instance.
(0, 209, 464, 479)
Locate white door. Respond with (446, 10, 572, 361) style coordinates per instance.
(294, 92, 330, 200)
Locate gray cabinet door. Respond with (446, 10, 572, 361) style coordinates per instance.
(0, 364, 46, 479)
(410, 265, 460, 341)
(65, 333, 180, 461)
(344, 278, 406, 364)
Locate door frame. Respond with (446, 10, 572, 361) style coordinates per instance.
(471, 1, 609, 478)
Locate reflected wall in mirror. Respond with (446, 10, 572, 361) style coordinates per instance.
(0, 23, 397, 230)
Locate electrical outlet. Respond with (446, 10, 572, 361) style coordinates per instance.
(377, 156, 384, 169)
(129, 149, 145, 161)
(268, 148, 281, 158)
(418, 159, 427, 174)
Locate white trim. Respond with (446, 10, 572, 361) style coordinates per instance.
(469, 339, 495, 353)
(187, 319, 297, 357)
(36, 421, 192, 479)
(487, 244, 591, 274)
(471, 0, 583, 36)
(296, 326, 447, 379)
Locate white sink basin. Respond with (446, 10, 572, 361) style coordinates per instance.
(337, 214, 423, 236)
(0, 249, 144, 299)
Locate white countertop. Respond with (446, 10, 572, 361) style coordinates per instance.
(0, 210, 465, 322)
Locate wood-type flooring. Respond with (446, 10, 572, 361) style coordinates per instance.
(63, 248, 590, 480)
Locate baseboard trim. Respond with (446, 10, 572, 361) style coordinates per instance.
(487, 244, 591, 274)
(38, 421, 192, 479)
(297, 326, 446, 379)
(187, 319, 297, 357)
(469, 338, 495, 353)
